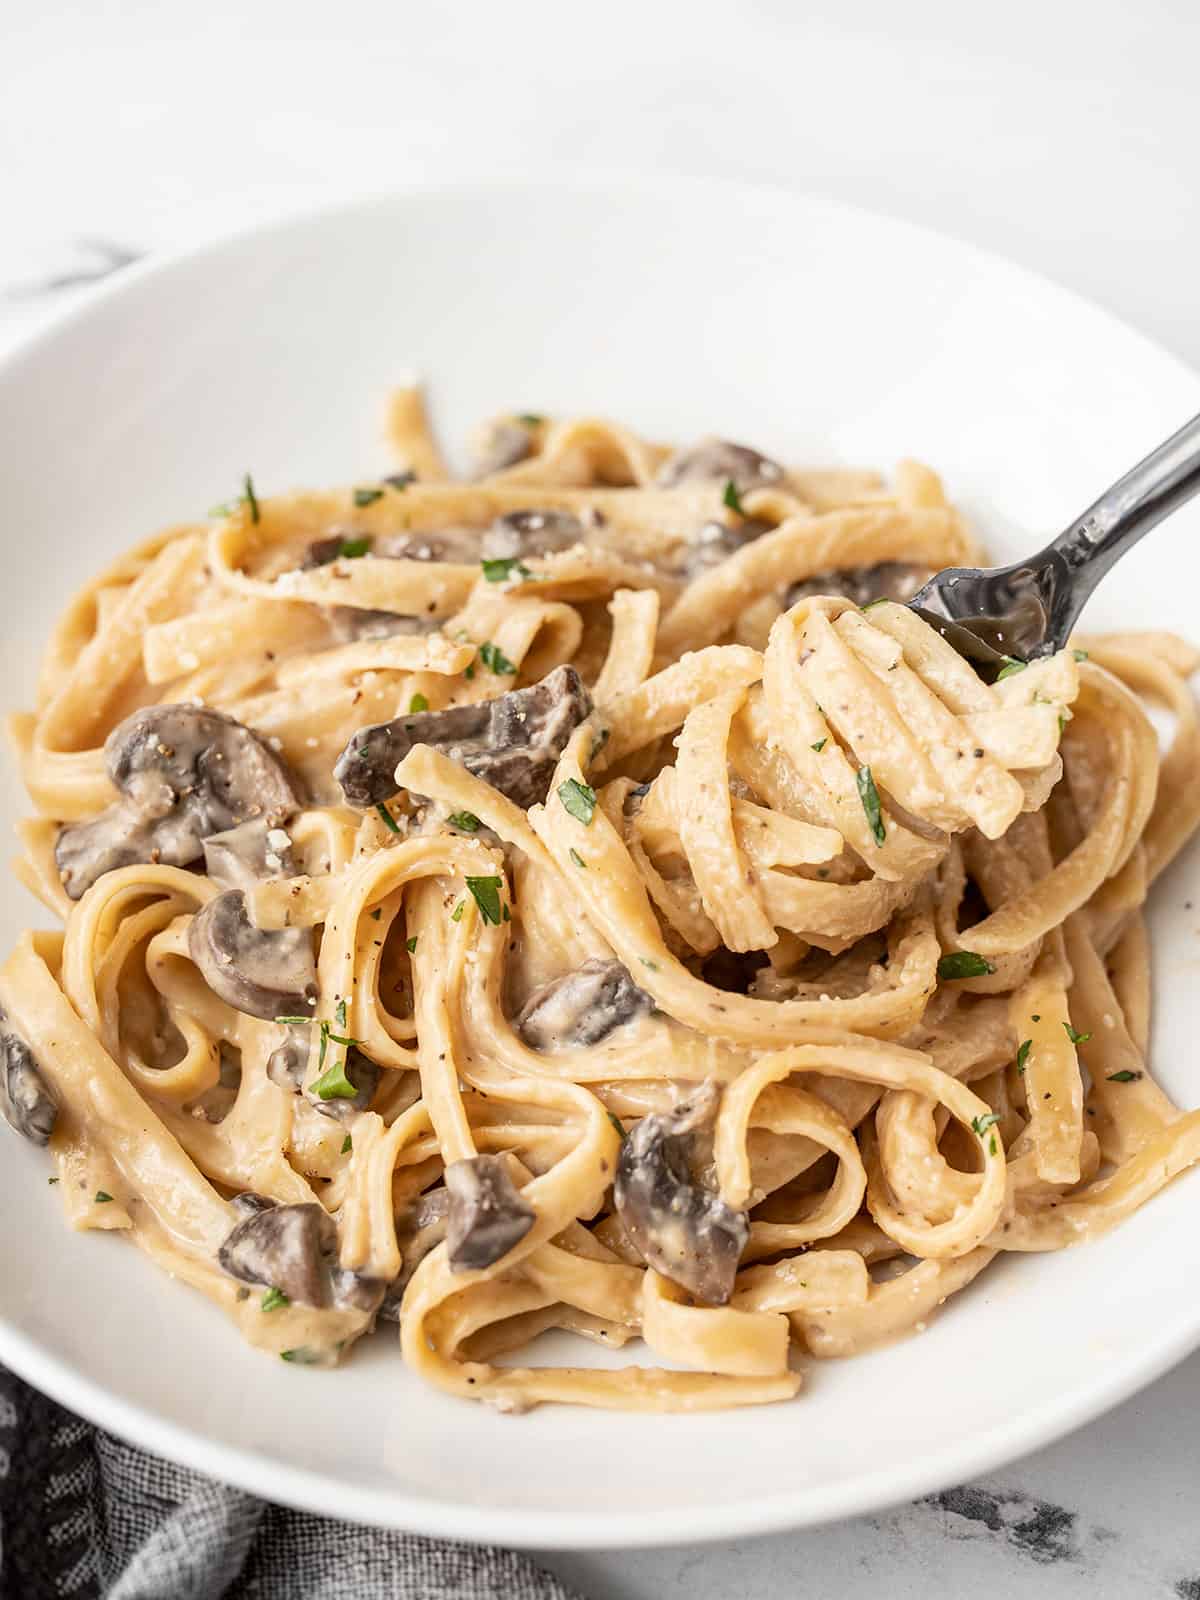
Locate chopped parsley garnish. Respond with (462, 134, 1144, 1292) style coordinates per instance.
(478, 641, 517, 675)
(569, 847, 587, 868)
(994, 657, 1028, 681)
(558, 777, 597, 825)
(280, 1347, 321, 1364)
(384, 471, 416, 491)
(607, 1111, 627, 1139)
(517, 413, 543, 427)
(406, 935, 418, 953)
(1063, 1022, 1092, 1045)
(341, 1135, 353, 1154)
(465, 875, 504, 925)
(261, 1287, 290, 1312)
(722, 478, 747, 516)
(447, 811, 481, 832)
(376, 802, 401, 834)
(451, 901, 465, 922)
(481, 557, 535, 584)
(464, 663, 475, 679)
(989, 1134, 998, 1156)
(1073, 648, 1089, 662)
(409, 692, 429, 713)
(275, 1013, 315, 1025)
(1016, 1039, 1032, 1075)
(855, 765, 886, 845)
(1106, 1069, 1140, 1083)
(937, 950, 997, 980)
(337, 536, 371, 558)
(811, 737, 827, 752)
(970, 1112, 1001, 1138)
(335, 998, 348, 1029)
(94, 1190, 114, 1204)
(353, 487, 383, 508)
(311, 1054, 358, 1101)
(242, 473, 261, 524)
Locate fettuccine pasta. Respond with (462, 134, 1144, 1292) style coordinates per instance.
(3, 388, 1198, 1414)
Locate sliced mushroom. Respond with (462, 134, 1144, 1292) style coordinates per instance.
(56, 705, 301, 900)
(785, 561, 932, 609)
(0, 1020, 57, 1146)
(614, 1081, 748, 1305)
(334, 662, 592, 810)
(188, 890, 317, 1021)
(219, 1197, 338, 1307)
(679, 516, 773, 578)
(472, 418, 536, 477)
(445, 1155, 535, 1272)
(657, 439, 785, 491)
(266, 1032, 380, 1117)
(480, 509, 585, 562)
(325, 606, 437, 643)
(516, 959, 653, 1049)
(203, 817, 295, 890)
(378, 1187, 451, 1320)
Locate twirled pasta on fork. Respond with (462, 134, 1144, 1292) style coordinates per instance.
(3, 388, 1198, 1412)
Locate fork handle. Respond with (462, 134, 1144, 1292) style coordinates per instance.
(1044, 410, 1200, 603)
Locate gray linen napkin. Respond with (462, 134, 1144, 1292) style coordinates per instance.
(0, 1366, 581, 1600)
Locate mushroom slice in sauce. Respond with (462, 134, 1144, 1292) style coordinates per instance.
(378, 1187, 451, 1321)
(0, 1018, 57, 1146)
(515, 959, 653, 1049)
(203, 817, 295, 890)
(334, 663, 592, 810)
(472, 418, 536, 478)
(656, 439, 785, 491)
(325, 606, 438, 643)
(55, 705, 301, 900)
(614, 1081, 748, 1305)
(444, 1155, 535, 1272)
(480, 509, 585, 562)
(266, 1033, 380, 1118)
(785, 561, 932, 609)
(218, 1197, 338, 1307)
(678, 516, 774, 578)
(188, 890, 317, 1021)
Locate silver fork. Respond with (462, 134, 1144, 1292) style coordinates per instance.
(908, 413, 1200, 678)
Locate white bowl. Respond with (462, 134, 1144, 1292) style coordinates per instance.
(1, 178, 1199, 1549)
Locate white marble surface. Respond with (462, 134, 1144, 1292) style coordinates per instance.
(4, 2, 1200, 1595)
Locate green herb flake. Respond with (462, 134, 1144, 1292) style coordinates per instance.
(95, 1191, 114, 1204)
(994, 657, 1028, 681)
(607, 1111, 627, 1139)
(242, 473, 261, 524)
(409, 692, 429, 713)
(47, 1176, 59, 1185)
(640, 957, 659, 971)
(341, 1134, 353, 1154)
(334, 998, 347, 1029)
(311, 1055, 359, 1101)
(989, 1133, 998, 1156)
(451, 901, 465, 922)
(280, 1347, 321, 1365)
(558, 777, 597, 825)
(275, 1013, 315, 1025)
(1073, 648, 1089, 662)
(478, 640, 517, 675)
(464, 663, 475, 680)
(481, 556, 534, 584)
(262, 1286, 290, 1312)
(722, 478, 747, 516)
(406, 935, 418, 953)
(970, 1112, 1001, 1138)
(465, 874, 504, 925)
(1063, 1022, 1092, 1046)
(353, 487, 383, 508)
(937, 950, 997, 980)
(447, 811, 481, 833)
(385, 471, 416, 491)
(855, 764, 886, 846)
(1015, 1039, 1032, 1075)
(1106, 1069, 1140, 1083)
(569, 847, 587, 868)
(517, 413, 544, 427)
(811, 737, 827, 752)
(375, 802, 401, 834)
(1031, 1014, 1041, 1023)
(338, 536, 371, 558)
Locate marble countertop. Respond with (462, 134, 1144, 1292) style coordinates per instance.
(4, 2, 1200, 1594)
